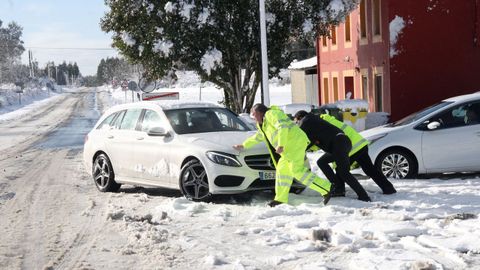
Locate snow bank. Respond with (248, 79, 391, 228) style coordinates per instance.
(0, 77, 64, 116)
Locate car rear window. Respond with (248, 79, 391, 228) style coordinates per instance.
(96, 112, 117, 130)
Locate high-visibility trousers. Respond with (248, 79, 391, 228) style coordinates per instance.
(274, 150, 331, 203)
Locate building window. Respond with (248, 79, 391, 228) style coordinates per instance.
(331, 26, 337, 47)
(361, 74, 369, 101)
(345, 14, 351, 43)
(372, 0, 381, 37)
(359, 0, 367, 40)
(374, 74, 383, 111)
(322, 36, 327, 47)
(323, 77, 329, 104)
(333, 77, 339, 101)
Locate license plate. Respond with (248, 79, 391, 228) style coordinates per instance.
(259, 171, 276, 180)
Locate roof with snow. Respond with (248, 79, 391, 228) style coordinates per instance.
(288, 56, 317, 70)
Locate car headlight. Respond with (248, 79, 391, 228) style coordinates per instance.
(206, 151, 242, 167)
(366, 133, 387, 144)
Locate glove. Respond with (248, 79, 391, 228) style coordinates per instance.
(267, 200, 283, 207)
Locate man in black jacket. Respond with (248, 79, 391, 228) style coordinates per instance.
(295, 110, 396, 197)
(296, 112, 371, 202)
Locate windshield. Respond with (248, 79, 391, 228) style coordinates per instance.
(164, 108, 251, 134)
(391, 101, 453, 127)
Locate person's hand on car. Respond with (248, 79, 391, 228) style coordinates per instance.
(233, 144, 244, 151)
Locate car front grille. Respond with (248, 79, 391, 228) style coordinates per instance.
(244, 154, 275, 170)
(214, 175, 244, 187)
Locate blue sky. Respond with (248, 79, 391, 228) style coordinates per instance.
(0, 0, 118, 76)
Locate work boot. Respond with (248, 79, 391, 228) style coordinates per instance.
(323, 191, 332, 206)
(330, 184, 345, 197)
(332, 188, 346, 197)
(323, 184, 334, 205)
(358, 196, 372, 202)
(383, 187, 397, 195)
(267, 200, 283, 207)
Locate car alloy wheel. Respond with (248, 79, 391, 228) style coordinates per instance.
(180, 160, 211, 201)
(376, 149, 417, 179)
(92, 154, 121, 192)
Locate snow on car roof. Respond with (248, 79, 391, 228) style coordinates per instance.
(102, 101, 222, 117)
(151, 100, 221, 110)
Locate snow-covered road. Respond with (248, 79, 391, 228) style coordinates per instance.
(0, 88, 149, 269)
(1, 87, 480, 270)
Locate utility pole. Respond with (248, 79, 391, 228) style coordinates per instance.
(28, 50, 32, 77)
(259, 0, 270, 106)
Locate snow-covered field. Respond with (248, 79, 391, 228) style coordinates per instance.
(101, 70, 292, 107)
(0, 75, 480, 269)
(0, 80, 62, 116)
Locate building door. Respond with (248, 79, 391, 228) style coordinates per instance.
(344, 76, 354, 99)
(305, 74, 319, 105)
(323, 77, 329, 104)
(374, 74, 383, 111)
(333, 77, 339, 101)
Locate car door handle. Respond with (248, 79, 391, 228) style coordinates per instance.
(136, 137, 144, 140)
(107, 135, 114, 139)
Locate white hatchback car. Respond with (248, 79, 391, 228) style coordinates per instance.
(361, 92, 480, 179)
(84, 101, 297, 200)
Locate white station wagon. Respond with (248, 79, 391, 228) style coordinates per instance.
(361, 92, 480, 179)
(83, 101, 298, 201)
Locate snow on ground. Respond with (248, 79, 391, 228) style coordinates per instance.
(1, 72, 480, 269)
(96, 175, 480, 269)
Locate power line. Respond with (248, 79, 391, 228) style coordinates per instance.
(25, 46, 116, 51)
(0, 45, 117, 51)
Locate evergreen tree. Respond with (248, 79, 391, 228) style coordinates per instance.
(73, 62, 80, 79)
(83, 75, 100, 87)
(0, 20, 26, 83)
(57, 61, 68, 85)
(101, 0, 358, 112)
(96, 57, 134, 84)
(97, 59, 107, 83)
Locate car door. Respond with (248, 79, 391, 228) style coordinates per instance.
(105, 108, 143, 179)
(132, 109, 176, 184)
(421, 101, 480, 172)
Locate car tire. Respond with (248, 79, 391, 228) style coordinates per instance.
(375, 149, 418, 179)
(179, 159, 211, 201)
(92, 153, 121, 192)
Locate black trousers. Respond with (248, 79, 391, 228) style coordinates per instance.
(317, 134, 369, 199)
(317, 145, 395, 194)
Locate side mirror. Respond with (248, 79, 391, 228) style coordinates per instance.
(147, 127, 169, 137)
(427, 121, 441, 130)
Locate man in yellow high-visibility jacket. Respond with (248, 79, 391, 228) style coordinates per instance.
(294, 110, 396, 197)
(233, 104, 332, 207)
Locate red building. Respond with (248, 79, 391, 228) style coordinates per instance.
(316, 0, 480, 120)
